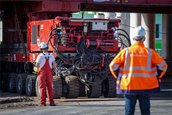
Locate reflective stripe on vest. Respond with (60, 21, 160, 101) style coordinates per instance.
(119, 72, 157, 78)
(158, 61, 168, 71)
(120, 66, 156, 71)
(121, 48, 154, 78)
(110, 63, 119, 71)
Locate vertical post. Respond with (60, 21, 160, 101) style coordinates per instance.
(162, 14, 168, 59)
(130, 13, 141, 44)
(141, 13, 155, 49)
(167, 14, 172, 75)
(162, 14, 172, 76)
(120, 13, 130, 41)
(0, 11, 3, 44)
(167, 14, 172, 60)
(0, 20, 2, 44)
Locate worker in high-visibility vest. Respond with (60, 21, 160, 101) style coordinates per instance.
(36, 42, 57, 106)
(109, 26, 168, 115)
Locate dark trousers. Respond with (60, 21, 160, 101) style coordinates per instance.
(124, 94, 150, 115)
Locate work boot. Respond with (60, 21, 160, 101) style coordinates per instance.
(50, 102, 56, 106)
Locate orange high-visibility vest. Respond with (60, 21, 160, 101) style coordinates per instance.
(109, 42, 168, 94)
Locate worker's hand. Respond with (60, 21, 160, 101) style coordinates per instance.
(34, 66, 39, 73)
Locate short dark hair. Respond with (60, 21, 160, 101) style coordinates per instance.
(40, 47, 48, 50)
(133, 36, 145, 42)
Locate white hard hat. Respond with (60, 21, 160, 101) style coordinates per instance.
(39, 42, 48, 50)
(134, 26, 146, 37)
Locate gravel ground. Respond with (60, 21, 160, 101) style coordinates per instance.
(0, 91, 38, 109)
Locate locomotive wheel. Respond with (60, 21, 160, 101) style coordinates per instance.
(8, 73, 17, 93)
(25, 74, 36, 96)
(65, 75, 80, 98)
(16, 74, 27, 95)
(0, 73, 2, 90)
(24, 62, 33, 74)
(86, 83, 102, 98)
(103, 75, 117, 98)
(1, 73, 9, 92)
(0, 78, 1, 91)
(53, 76, 62, 99)
(79, 81, 86, 97)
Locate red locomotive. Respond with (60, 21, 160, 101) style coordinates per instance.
(1, 15, 130, 98)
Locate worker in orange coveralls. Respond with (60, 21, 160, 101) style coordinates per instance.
(36, 42, 57, 106)
(109, 26, 168, 115)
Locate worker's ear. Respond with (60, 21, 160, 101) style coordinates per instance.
(142, 37, 146, 42)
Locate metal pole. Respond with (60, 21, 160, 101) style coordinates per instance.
(141, 13, 155, 49)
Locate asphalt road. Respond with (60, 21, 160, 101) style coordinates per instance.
(0, 79, 171, 115)
(0, 98, 172, 115)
